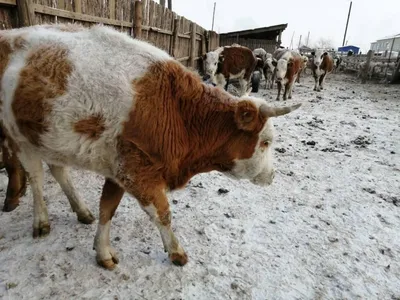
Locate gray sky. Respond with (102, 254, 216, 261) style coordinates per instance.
(170, 0, 399, 52)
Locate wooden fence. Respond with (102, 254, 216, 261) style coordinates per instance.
(0, 0, 219, 69)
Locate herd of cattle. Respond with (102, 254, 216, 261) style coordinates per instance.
(0, 23, 302, 270)
(201, 44, 341, 100)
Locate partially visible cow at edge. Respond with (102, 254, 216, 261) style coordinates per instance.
(202, 45, 262, 96)
(273, 49, 303, 100)
(0, 24, 301, 269)
(310, 49, 334, 91)
(295, 54, 309, 83)
(253, 48, 276, 90)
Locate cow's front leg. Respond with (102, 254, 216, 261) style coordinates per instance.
(313, 74, 320, 91)
(239, 78, 248, 96)
(319, 73, 326, 90)
(276, 81, 282, 100)
(283, 83, 290, 100)
(136, 187, 187, 266)
(287, 81, 294, 99)
(93, 178, 124, 270)
(224, 76, 230, 91)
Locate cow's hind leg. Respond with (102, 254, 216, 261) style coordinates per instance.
(93, 178, 124, 270)
(137, 187, 187, 266)
(18, 152, 50, 238)
(2, 145, 27, 212)
(48, 165, 95, 224)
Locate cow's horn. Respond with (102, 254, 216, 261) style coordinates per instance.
(260, 103, 302, 118)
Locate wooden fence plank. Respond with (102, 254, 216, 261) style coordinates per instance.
(17, 0, 35, 26)
(32, 3, 132, 26)
(361, 50, 373, 84)
(133, 0, 142, 38)
(74, 0, 81, 13)
(0, 0, 16, 5)
(189, 22, 196, 67)
(109, 0, 115, 19)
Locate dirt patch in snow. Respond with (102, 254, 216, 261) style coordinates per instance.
(1, 73, 399, 300)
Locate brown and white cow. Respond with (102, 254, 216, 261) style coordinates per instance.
(0, 24, 301, 270)
(202, 45, 261, 96)
(295, 54, 309, 83)
(273, 49, 303, 100)
(310, 50, 334, 91)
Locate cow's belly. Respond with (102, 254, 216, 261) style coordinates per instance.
(229, 69, 246, 79)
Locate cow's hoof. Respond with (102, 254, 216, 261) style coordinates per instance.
(2, 200, 19, 212)
(33, 222, 51, 238)
(320, 87, 324, 90)
(96, 248, 119, 270)
(78, 210, 95, 224)
(170, 252, 188, 266)
(313, 88, 317, 91)
(288, 95, 292, 99)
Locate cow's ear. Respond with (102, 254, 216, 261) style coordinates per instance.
(272, 59, 278, 67)
(287, 58, 294, 67)
(235, 100, 262, 131)
(311, 51, 315, 56)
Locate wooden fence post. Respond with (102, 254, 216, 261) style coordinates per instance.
(16, 0, 35, 27)
(361, 50, 373, 84)
(133, 0, 143, 39)
(74, 0, 82, 13)
(171, 17, 179, 58)
(189, 22, 196, 68)
(109, 0, 116, 19)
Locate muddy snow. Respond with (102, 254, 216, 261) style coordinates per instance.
(1, 73, 399, 300)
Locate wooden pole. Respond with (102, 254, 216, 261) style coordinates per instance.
(361, 50, 373, 84)
(160, 0, 165, 7)
(16, 0, 35, 27)
(384, 36, 396, 79)
(168, 0, 172, 10)
(133, 0, 143, 39)
(171, 17, 179, 58)
(211, 2, 216, 31)
(189, 22, 196, 68)
(342, 1, 352, 46)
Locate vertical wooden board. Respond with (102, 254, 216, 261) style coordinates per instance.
(58, 0, 65, 10)
(0, 7, 18, 29)
(74, 0, 81, 13)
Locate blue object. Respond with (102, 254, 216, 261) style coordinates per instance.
(337, 45, 360, 55)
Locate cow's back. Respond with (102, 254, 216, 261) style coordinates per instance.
(0, 25, 172, 177)
(221, 46, 256, 76)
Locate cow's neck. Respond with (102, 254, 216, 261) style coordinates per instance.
(166, 83, 240, 190)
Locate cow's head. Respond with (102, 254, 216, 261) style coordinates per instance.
(224, 99, 302, 186)
(203, 49, 224, 80)
(266, 57, 276, 71)
(311, 50, 328, 67)
(275, 58, 293, 81)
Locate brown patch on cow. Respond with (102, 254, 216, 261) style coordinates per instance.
(74, 115, 106, 140)
(12, 44, 73, 146)
(220, 46, 257, 81)
(99, 179, 125, 224)
(320, 54, 334, 73)
(0, 37, 12, 108)
(285, 56, 303, 83)
(116, 60, 267, 195)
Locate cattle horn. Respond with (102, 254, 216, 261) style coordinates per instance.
(260, 103, 302, 118)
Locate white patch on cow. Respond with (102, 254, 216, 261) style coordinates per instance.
(204, 47, 224, 77)
(313, 49, 326, 67)
(275, 51, 293, 82)
(225, 97, 279, 186)
(1, 24, 173, 179)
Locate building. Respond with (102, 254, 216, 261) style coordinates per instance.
(219, 24, 288, 53)
(337, 45, 360, 55)
(370, 33, 400, 54)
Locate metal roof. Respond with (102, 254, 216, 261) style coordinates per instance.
(219, 24, 288, 38)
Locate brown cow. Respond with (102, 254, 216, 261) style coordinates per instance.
(273, 50, 303, 100)
(1, 24, 301, 270)
(203, 45, 260, 96)
(310, 50, 334, 91)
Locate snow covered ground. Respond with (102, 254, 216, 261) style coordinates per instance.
(0, 73, 399, 300)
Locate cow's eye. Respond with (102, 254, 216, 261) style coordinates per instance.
(262, 140, 270, 147)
